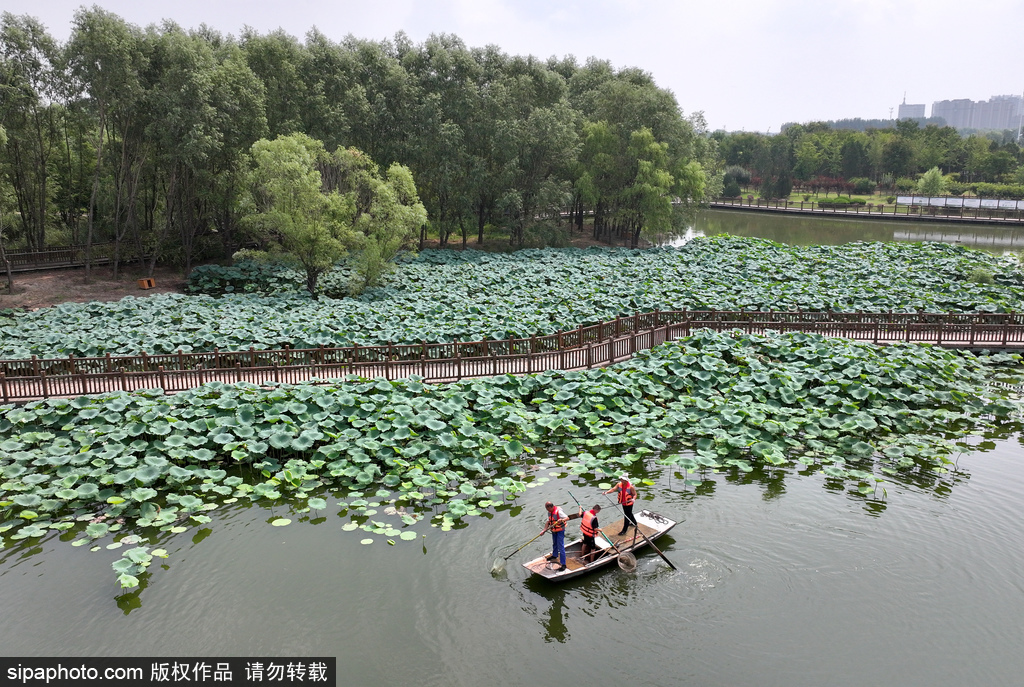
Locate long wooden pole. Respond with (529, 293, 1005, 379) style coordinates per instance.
(602, 493, 677, 570)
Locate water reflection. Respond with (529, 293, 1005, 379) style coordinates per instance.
(659, 209, 1024, 252)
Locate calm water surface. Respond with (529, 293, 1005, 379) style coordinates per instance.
(672, 209, 1024, 250)
(2, 429, 1023, 686)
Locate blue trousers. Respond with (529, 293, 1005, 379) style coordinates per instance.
(550, 529, 566, 566)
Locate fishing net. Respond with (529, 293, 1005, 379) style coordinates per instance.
(617, 552, 637, 572)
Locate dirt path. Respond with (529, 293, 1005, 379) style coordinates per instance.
(0, 264, 187, 311)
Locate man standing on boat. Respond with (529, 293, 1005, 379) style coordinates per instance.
(605, 476, 638, 535)
(579, 504, 603, 563)
(543, 501, 578, 571)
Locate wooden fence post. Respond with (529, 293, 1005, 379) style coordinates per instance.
(158, 365, 166, 389)
(273, 363, 280, 383)
(236, 363, 243, 383)
(119, 368, 128, 391)
(250, 346, 256, 368)
(1003, 317, 1010, 346)
(214, 347, 220, 369)
(177, 349, 184, 371)
(0, 373, 7, 403)
(969, 317, 976, 346)
(40, 371, 48, 399)
(456, 345, 462, 381)
(586, 342, 593, 369)
(421, 340, 427, 379)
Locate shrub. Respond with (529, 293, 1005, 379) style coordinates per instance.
(817, 197, 866, 208)
(187, 259, 355, 297)
(895, 177, 916, 192)
(969, 268, 994, 285)
(946, 183, 967, 196)
(849, 177, 876, 195)
(722, 175, 742, 198)
(724, 165, 751, 185)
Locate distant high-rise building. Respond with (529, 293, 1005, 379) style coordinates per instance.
(931, 95, 1022, 129)
(932, 99, 976, 128)
(973, 95, 1022, 129)
(898, 101, 925, 119)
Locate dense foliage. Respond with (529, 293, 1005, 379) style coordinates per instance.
(716, 120, 1024, 200)
(0, 329, 1018, 587)
(0, 10, 717, 265)
(2, 238, 1022, 359)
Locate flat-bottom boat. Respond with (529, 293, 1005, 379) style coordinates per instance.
(523, 508, 677, 581)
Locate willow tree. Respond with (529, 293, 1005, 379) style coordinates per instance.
(319, 146, 426, 292)
(245, 133, 357, 298)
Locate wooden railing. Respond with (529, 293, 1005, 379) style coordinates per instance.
(3, 309, 1024, 402)
(712, 197, 1024, 221)
(3, 243, 117, 272)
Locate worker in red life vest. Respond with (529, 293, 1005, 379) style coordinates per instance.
(579, 504, 603, 563)
(605, 476, 638, 535)
(542, 501, 579, 571)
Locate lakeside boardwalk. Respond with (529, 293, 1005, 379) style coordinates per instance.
(710, 199, 1024, 226)
(4, 310, 1023, 403)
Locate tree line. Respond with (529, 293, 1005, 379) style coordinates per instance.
(0, 8, 719, 280)
(714, 119, 1024, 200)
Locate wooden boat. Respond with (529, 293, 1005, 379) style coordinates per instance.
(523, 508, 677, 581)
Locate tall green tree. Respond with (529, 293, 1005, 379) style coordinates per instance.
(245, 133, 358, 297)
(0, 13, 61, 250)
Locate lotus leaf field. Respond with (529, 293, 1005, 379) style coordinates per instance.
(2, 237, 1024, 359)
(0, 327, 1020, 590)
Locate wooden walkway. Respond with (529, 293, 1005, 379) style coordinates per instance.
(4, 309, 1024, 403)
(710, 199, 1024, 225)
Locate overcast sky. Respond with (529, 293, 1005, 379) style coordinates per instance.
(9, 0, 1024, 132)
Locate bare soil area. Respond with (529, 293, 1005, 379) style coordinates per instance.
(0, 264, 187, 311)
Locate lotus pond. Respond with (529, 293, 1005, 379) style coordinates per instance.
(2, 392, 1024, 686)
(4, 237, 1024, 359)
(0, 329, 1019, 592)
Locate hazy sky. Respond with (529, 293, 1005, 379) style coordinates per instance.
(8, 0, 1024, 132)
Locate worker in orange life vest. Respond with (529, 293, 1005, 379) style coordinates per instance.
(579, 504, 603, 563)
(605, 476, 638, 535)
(542, 501, 579, 571)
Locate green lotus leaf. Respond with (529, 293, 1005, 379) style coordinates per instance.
(76, 483, 100, 498)
(130, 488, 158, 502)
(85, 522, 109, 538)
(117, 573, 140, 589)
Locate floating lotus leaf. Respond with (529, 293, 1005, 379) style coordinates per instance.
(130, 488, 157, 502)
(177, 495, 203, 510)
(76, 483, 99, 498)
(271, 518, 291, 527)
(117, 573, 139, 589)
(360, 538, 374, 545)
